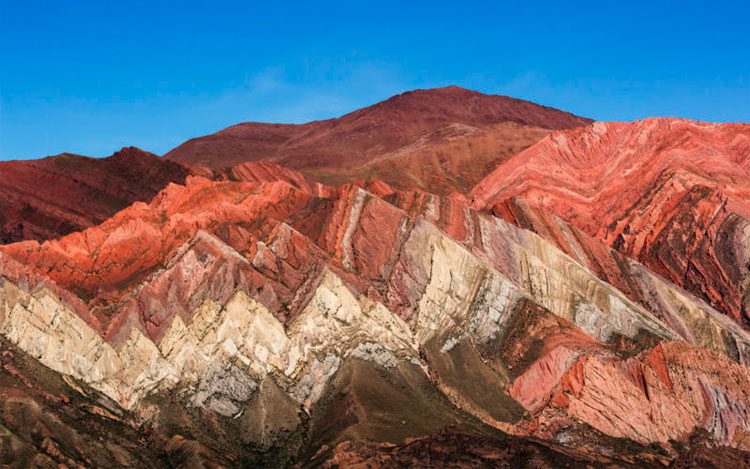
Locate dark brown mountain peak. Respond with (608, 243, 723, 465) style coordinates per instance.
(163, 87, 592, 193)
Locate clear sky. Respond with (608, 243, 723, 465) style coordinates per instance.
(1, 1, 748, 160)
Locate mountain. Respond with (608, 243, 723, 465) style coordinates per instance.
(164, 86, 592, 194)
(0, 147, 198, 244)
(471, 118, 750, 330)
(1, 161, 749, 466)
(0, 88, 590, 242)
(1, 90, 749, 467)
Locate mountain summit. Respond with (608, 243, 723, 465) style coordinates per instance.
(164, 86, 592, 193)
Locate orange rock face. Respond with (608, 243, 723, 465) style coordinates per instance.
(0, 174, 327, 339)
(471, 118, 750, 329)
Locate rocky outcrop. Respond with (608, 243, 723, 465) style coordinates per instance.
(510, 336, 750, 450)
(471, 118, 750, 329)
(488, 197, 750, 365)
(3, 173, 704, 355)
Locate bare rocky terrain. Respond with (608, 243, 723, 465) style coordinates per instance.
(0, 88, 748, 467)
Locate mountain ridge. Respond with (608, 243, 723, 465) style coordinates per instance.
(0, 146, 199, 244)
(470, 117, 750, 330)
(1, 162, 748, 465)
(1, 89, 749, 467)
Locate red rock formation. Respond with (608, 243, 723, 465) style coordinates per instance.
(164, 86, 592, 193)
(485, 197, 750, 363)
(471, 118, 750, 328)
(0, 174, 325, 338)
(228, 160, 335, 198)
(2, 99, 749, 467)
(511, 339, 750, 451)
(0, 147, 198, 244)
(3, 160, 748, 358)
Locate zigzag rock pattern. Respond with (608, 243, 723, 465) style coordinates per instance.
(1, 158, 749, 466)
(471, 118, 750, 330)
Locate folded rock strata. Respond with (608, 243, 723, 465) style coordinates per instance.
(1, 162, 749, 466)
(471, 118, 750, 330)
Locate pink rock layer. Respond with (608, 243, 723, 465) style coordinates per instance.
(511, 339, 750, 450)
(471, 118, 750, 329)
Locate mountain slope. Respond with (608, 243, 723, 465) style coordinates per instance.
(165, 86, 592, 193)
(0, 147, 197, 244)
(1, 162, 748, 466)
(471, 118, 750, 329)
(2, 90, 750, 466)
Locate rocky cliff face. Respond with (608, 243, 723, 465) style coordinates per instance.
(164, 86, 592, 194)
(1, 156, 749, 466)
(471, 118, 750, 330)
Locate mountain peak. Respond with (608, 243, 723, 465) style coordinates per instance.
(164, 87, 592, 193)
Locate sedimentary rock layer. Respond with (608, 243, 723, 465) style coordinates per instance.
(1, 162, 749, 466)
(471, 118, 750, 329)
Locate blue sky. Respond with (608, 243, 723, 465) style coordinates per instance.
(1, 1, 748, 160)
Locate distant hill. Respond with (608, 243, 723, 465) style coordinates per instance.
(0, 147, 195, 243)
(164, 86, 592, 193)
